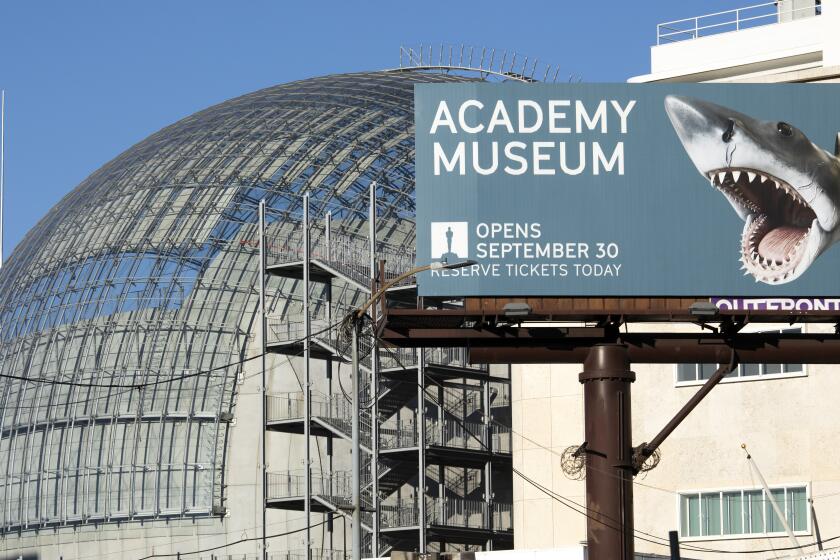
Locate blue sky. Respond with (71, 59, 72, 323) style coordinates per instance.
(0, 0, 744, 256)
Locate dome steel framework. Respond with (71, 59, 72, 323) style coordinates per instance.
(0, 70, 479, 533)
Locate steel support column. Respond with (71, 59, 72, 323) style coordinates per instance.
(369, 183, 380, 557)
(417, 299, 427, 552)
(303, 194, 312, 560)
(580, 344, 635, 560)
(258, 200, 267, 560)
(483, 377, 493, 550)
(352, 321, 362, 560)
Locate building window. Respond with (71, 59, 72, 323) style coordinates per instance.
(676, 329, 803, 385)
(679, 486, 808, 539)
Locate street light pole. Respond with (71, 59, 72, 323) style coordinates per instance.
(348, 257, 475, 560)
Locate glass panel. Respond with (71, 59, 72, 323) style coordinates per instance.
(788, 487, 807, 531)
(681, 494, 701, 537)
(746, 490, 764, 533)
(765, 489, 786, 533)
(723, 491, 743, 535)
(765, 363, 782, 375)
(702, 492, 722, 536)
(700, 363, 717, 380)
(677, 364, 697, 382)
(784, 363, 803, 374)
(741, 363, 760, 377)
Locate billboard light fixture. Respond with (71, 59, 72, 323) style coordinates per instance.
(503, 303, 532, 317)
(689, 302, 719, 317)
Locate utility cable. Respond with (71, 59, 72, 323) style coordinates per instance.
(375, 341, 839, 556)
(137, 518, 330, 559)
(0, 318, 342, 390)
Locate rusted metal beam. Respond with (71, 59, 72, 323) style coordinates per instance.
(634, 352, 739, 473)
(467, 333, 840, 363)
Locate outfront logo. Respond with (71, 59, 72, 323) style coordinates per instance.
(431, 221, 468, 263)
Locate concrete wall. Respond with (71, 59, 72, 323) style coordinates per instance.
(512, 322, 840, 557)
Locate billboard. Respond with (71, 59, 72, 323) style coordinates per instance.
(414, 83, 840, 297)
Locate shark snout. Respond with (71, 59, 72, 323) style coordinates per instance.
(664, 95, 729, 144)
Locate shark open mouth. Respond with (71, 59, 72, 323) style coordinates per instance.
(709, 168, 817, 283)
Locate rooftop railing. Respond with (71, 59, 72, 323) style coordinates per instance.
(657, 1, 821, 45)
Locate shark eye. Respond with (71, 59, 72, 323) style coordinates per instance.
(722, 118, 736, 142)
(777, 122, 793, 137)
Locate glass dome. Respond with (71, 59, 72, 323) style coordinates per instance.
(0, 70, 476, 533)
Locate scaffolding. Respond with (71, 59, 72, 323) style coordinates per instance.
(259, 185, 513, 557)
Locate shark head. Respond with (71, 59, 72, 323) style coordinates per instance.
(665, 95, 840, 285)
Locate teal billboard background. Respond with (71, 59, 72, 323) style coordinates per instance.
(415, 83, 840, 296)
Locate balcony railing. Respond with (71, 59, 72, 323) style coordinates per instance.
(380, 497, 512, 531)
(657, 1, 821, 44)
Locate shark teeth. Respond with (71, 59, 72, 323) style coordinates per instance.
(740, 213, 809, 284)
(709, 167, 810, 208)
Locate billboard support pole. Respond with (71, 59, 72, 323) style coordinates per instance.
(579, 344, 635, 560)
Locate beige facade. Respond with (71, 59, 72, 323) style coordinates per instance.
(513, 1, 840, 556)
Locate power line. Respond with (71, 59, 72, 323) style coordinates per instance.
(376, 343, 840, 556)
(137, 518, 330, 559)
(0, 318, 342, 390)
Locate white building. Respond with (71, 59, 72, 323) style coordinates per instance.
(513, 1, 840, 557)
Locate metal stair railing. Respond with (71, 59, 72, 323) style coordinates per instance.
(265, 391, 372, 442)
(380, 497, 511, 530)
(491, 423, 512, 454)
(380, 417, 505, 452)
(424, 347, 488, 373)
(380, 420, 418, 450)
(265, 470, 372, 510)
(265, 391, 326, 423)
(264, 219, 417, 289)
(319, 393, 372, 442)
(269, 550, 346, 560)
(492, 502, 513, 532)
(380, 499, 420, 529)
(427, 418, 488, 451)
(429, 496, 489, 529)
